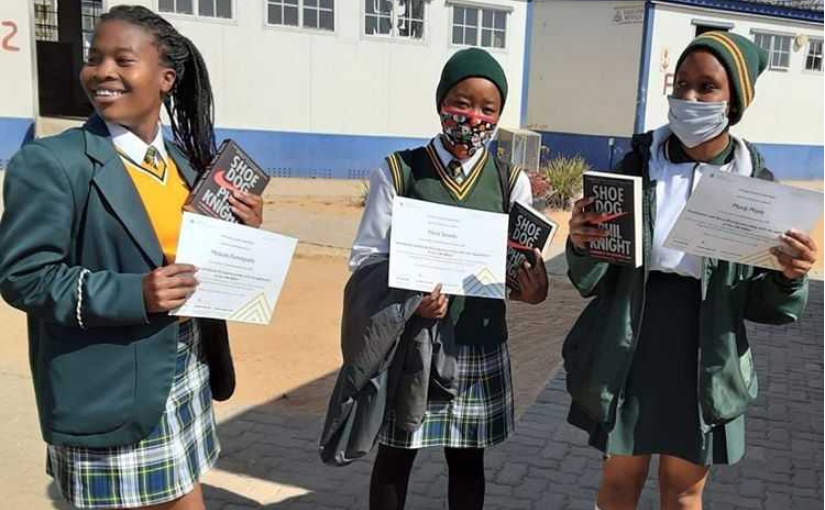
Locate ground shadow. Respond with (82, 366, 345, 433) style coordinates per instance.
(200, 252, 578, 509)
(203, 262, 822, 509)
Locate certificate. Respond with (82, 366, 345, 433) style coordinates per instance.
(664, 169, 823, 270)
(389, 197, 507, 299)
(171, 212, 297, 324)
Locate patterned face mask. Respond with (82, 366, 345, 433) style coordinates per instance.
(439, 107, 498, 159)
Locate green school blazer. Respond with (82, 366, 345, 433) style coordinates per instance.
(0, 115, 235, 448)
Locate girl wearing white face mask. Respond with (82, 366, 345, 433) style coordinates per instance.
(564, 32, 818, 510)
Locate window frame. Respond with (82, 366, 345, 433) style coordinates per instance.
(265, 0, 336, 33)
(362, 0, 427, 43)
(690, 18, 733, 38)
(157, 0, 236, 23)
(805, 37, 823, 73)
(449, 3, 508, 51)
(752, 31, 793, 72)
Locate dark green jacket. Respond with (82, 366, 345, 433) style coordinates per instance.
(563, 131, 808, 432)
(0, 116, 234, 448)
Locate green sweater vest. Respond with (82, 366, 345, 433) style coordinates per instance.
(387, 142, 514, 347)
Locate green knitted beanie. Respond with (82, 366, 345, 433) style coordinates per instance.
(675, 31, 768, 125)
(436, 48, 508, 111)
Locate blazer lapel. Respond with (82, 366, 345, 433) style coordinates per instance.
(84, 116, 164, 268)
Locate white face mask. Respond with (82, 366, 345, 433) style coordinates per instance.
(667, 96, 729, 148)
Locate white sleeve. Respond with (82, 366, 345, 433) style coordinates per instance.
(348, 162, 397, 271)
(509, 169, 533, 207)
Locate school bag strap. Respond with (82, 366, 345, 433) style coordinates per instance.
(386, 151, 409, 197)
(493, 155, 522, 212)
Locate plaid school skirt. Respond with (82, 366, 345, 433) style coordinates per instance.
(378, 342, 515, 449)
(47, 320, 220, 508)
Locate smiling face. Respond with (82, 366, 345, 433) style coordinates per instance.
(80, 19, 176, 132)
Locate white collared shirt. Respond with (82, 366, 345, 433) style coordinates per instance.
(647, 126, 753, 279)
(348, 136, 533, 270)
(105, 121, 169, 167)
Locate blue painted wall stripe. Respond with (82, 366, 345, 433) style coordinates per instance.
(0, 117, 35, 169)
(536, 129, 824, 181)
(215, 127, 429, 179)
(1, 118, 820, 181)
(520, 0, 534, 127)
(634, 1, 655, 134)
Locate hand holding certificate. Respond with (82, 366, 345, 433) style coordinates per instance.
(389, 197, 508, 299)
(171, 212, 297, 324)
(664, 169, 823, 272)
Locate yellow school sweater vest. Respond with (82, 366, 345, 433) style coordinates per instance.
(118, 151, 189, 262)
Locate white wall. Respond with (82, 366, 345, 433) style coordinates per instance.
(526, 0, 644, 136)
(107, 0, 529, 138)
(644, 3, 824, 145)
(0, 0, 37, 120)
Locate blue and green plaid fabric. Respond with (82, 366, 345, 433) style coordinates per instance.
(47, 320, 219, 508)
(379, 342, 514, 449)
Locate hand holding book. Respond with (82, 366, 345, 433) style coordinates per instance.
(506, 201, 555, 303)
(509, 248, 548, 304)
(574, 171, 643, 267)
(227, 189, 264, 227)
(568, 196, 612, 251)
(185, 139, 270, 226)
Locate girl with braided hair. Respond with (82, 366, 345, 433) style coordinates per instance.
(0, 5, 263, 509)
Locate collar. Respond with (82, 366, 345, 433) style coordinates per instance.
(431, 136, 485, 175)
(649, 125, 752, 182)
(665, 135, 734, 166)
(105, 121, 169, 165)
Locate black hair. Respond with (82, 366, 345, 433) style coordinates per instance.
(100, 5, 216, 171)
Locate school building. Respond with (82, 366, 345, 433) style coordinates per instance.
(0, 0, 822, 179)
(527, 0, 824, 179)
(0, 0, 530, 178)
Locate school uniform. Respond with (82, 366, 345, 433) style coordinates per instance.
(564, 30, 810, 468)
(564, 126, 808, 466)
(0, 115, 233, 508)
(350, 135, 532, 449)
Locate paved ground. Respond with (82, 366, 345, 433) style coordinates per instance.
(200, 279, 823, 510)
(0, 171, 821, 508)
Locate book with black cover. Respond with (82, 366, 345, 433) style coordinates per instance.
(185, 139, 270, 223)
(506, 200, 557, 292)
(582, 170, 643, 267)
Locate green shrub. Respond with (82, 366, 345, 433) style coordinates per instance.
(543, 154, 590, 210)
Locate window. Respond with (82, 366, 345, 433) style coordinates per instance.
(268, 0, 334, 31)
(159, 0, 233, 19)
(82, 1, 103, 59)
(481, 10, 506, 48)
(364, 0, 425, 39)
(34, 0, 59, 42)
(754, 32, 791, 71)
(452, 5, 507, 49)
(694, 24, 729, 37)
(806, 38, 823, 72)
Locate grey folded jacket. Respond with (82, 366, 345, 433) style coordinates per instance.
(319, 258, 458, 466)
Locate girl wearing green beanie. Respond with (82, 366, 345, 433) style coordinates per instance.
(349, 47, 548, 509)
(564, 32, 817, 509)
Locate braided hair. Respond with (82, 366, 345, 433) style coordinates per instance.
(100, 5, 216, 172)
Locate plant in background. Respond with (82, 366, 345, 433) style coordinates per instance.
(527, 170, 553, 209)
(543, 154, 590, 211)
